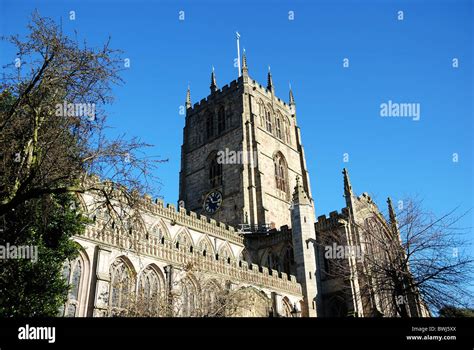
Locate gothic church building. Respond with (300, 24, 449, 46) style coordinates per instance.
(66, 53, 429, 318)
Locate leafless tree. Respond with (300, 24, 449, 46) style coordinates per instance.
(0, 11, 166, 226)
(318, 198, 473, 317)
(107, 260, 266, 317)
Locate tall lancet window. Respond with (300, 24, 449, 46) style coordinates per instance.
(217, 107, 225, 134)
(59, 257, 82, 317)
(209, 153, 222, 188)
(109, 259, 134, 315)
(274, 152, 288, 195)
(177, 277, 198, 317)
(206, 113, 214, 139)
(265, 108, 273, 133)
(285, 118, 291, 145)
(137, 267, 162, 316)
(276, 116, 282, 139)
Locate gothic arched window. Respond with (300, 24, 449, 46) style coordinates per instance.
(109, 259, 134, 315)
(218, 244, 233, 264)
(265, 108, 273, 133)
(209, 154, 222, 188)
(281, 298, 293, 317)
(274, 152, 288, 195)
(177, 277, 198, 317)
(202, 281, 220, 316)
(152, 225, 161, 241)
(137, 267, 162, 316)
(59, 258, 82, 317)
(198, 237, 213, 258)
(206, 113, 214, 139)
(218, 106, 225, 134)
(175, 230, 193, 252)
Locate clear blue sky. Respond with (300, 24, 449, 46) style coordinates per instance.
(1, 1, 472, 232)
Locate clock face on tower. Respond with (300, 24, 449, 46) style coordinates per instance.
(203, 190, 223, 214)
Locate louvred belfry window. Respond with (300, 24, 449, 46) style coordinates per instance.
(206, 113, 214, 139)
(217, 107, 225, 134)
(274, 153, 288, 193)
(209, 155, 222, 188)
(266, 109, 272, 133)
(276, 117, 282, 139)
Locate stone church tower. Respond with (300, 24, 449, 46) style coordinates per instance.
(179, 53, 313, 230)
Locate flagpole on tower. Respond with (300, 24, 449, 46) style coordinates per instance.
(236, 31, 241, 77)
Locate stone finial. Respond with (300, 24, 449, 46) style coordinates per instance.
(292, 175, 310, 205)
(343, 168, 353, 199)
(210, 66, 218, 93)
(242, 48, 248, 75)
(289, 83, 295, 106)
(267, 66, 274, 92)
(387, 197, 399, 234)
(185, 85, 192, 109)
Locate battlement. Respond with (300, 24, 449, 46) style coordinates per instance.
(82, 224, 302, 296)
(249, 79, 291, 113)
(189, 78, 241, 112)
(314, 209, 348, 232)
(81, 178, 244, 246)
(186, 74, 293, 116)
(140, 195, 243, 245)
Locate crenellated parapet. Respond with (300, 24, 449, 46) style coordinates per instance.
(79, 177, 245, 246)
(248, 78, 292, 112)
(82, 223, 302, 296)
(314, 209, 348, 233)
(139, 195, 244, 246)
(189, 79, 241, 113)
(187, 75, 293, 116)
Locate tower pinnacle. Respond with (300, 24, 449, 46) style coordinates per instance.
(289, 83, 295, 111)
(387, 197, 399, 234)
(343, 168, 353, 207)
(267, 66, 274, 92)
(186, 85, 192, 109)
(210, 66, 218, 93)
(293, 175, 310, 205)
(242, 49, 248, 74)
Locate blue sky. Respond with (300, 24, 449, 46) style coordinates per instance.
(1, 0, 472, 234)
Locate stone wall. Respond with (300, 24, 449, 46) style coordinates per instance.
(71, 192, 303, 317)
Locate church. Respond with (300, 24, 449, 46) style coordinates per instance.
(63, 51, 429, 318)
